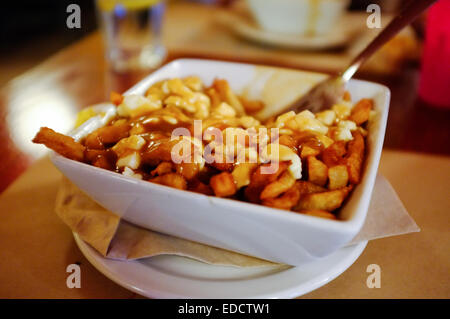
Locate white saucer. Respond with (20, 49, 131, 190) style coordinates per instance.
(74, 233, 367, 299)
(217, 9, 364, 50)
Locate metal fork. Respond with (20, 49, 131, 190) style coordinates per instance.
(281, 0, 437, 115)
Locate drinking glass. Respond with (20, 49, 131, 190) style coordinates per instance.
(96, 0, 166, 72)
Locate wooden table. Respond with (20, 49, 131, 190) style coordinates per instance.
(0, 3, 449, 298)
(1, 150, 448, 298)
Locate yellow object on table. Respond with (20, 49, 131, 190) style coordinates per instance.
(97, 0, 162, 11)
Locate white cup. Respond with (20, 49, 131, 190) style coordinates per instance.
(246, 0, 350, 35)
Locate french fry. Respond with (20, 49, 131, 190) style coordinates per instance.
(205, 87, 222, 108)
(300, 145, 320, 158)
(328, 165, 349, 190)
(350, 98, 372, 125)
(209, 161, 235, 172)
(295, 186, 352, 211)
(278, 135, 297, 150)
(84, 121, 130, 149)
(183, 76, 203, 92)
(321, 141, 346, 167)
(296, 180, 326, 195)
(149, 173, 187, 190)
(231, 163, 257, 189)
(85, 149, 117, 170)
(244, 162, 289, 203)
(142, 138, 179, 166)
(264, 116, 276, 127)
(84, 149, 107, 163)
(212, 79, 245, 116)
(151, 162, 174, 176)
(92, 156, 115, 170)
(307, 156, 328, 186)
(298, 210, 337, 220)
(260, 171, 295, 200)
(32, 127, 85, 162)
(262, 186, 300, 210)
(345, 131, 365, 184)
(175, 162, 199, 181)
(189, 180, 214, 195)
(210, 172, 237, 197)
(239, 96, 264, 113)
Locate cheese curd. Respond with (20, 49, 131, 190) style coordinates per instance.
(122, 167, 143, 180)
(212, 102, 236, 118)
(117, 152, 141, 169)
(261, 144, 302, 179)
(332, 101, 352, 119)
(112, 135, 146, 157)
(316, 110, 336, 126)
(117, 94, 162, 118)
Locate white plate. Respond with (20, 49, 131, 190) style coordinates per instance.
(74, 233, 367, 299)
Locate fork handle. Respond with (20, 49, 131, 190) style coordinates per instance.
(341, 0, 437, 81)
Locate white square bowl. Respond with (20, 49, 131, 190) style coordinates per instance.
(51, 59, 390, 265)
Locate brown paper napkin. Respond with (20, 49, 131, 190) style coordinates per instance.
(55, 174, 419, 267)
(349, 175, 420, 244)
(55, 177, 278, 267)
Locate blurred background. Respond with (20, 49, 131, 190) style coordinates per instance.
(0, 0, 96, 86)
(0, 0, 424, 86)
(0, 0, 448, 193)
